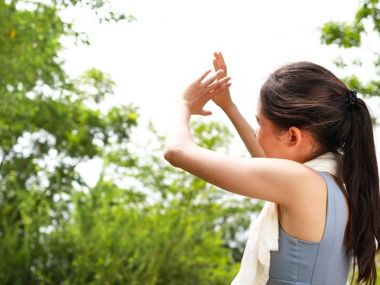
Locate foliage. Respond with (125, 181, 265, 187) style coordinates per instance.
(320, 0, 380, 100)
(0, 1, 260, 283)
(0, 0, 136, 283)
(29, 181, 242, 284)
(0, 111, 261, 284)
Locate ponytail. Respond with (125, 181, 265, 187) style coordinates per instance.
(259, 61, 380, 284)
(343, 98, 380, 285)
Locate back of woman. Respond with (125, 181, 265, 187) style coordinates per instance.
(268, 172, 351, 285)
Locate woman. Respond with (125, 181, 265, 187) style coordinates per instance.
(163, 52, 380, 285)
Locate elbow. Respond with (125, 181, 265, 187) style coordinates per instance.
(163, 146, 183, 167)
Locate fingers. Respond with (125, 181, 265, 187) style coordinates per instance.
(195, 66, 231, 98)
(213, 51, 227, 75)
(194, 81, 231, 115)
(213, 59, 219, 75)
(206, 79, 231, 94)
(197, 80, 231, 103)
(202, 69, 225, 87)
(213, 52, 221, 69)
(214, 61, 224, 80)
(198, 69, 212, 83)
(197, 80, 230, 105)
(219, 52, 226, 68)
(213, 58, 219, 71)
(188, 62, 231, 116)
(201, 109, 212, 116)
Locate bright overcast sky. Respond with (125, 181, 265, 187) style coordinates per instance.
(60, 0, 380, 184)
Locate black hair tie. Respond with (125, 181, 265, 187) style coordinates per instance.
(345, 89, 358, 108)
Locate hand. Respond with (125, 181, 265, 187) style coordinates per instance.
(212, 52, 234, 110)
(182, 69, 231, 116)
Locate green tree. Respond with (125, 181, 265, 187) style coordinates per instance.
(0, 1, 259, 283)
(27, 120, 261, 284)
(0, 0, 137, 283)
(321, 0, 380, 103)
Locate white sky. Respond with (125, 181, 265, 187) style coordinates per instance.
(60, 0, 380, 185)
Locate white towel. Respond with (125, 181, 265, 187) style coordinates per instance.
(231, 152, 342, 285)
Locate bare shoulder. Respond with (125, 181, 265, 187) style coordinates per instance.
(278, 166, 330, 242)
(281, 164, 328, 212)
(247, 158, 326, 207)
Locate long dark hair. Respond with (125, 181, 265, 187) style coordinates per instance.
(260, 62, 380, 285)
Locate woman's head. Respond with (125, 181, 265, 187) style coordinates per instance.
(255, 98, 320, 162)
(258, 61, 380, 285)
(258, 61, 352, 160)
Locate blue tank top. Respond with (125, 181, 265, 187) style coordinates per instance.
(267, 171, 352, 285)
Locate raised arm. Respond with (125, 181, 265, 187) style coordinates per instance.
(163, 69, 318, 207)
(212, 52, 265, 158)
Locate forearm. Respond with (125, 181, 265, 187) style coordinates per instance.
(164, 68, 231, 165)
(223, 104, 265, 157)
(164, 101, 195, 164)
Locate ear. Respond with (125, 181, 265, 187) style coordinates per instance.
(287, 126, 302, 147)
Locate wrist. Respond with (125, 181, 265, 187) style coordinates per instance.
(221, 103, 238, 114)
(174, 99, 192, 119)
(177, 99, 191, 110)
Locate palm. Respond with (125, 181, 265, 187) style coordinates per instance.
(212, 52, 233, 109)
